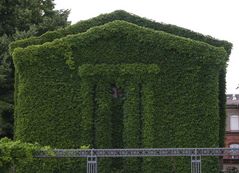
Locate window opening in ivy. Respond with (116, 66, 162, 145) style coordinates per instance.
(111, 84, 123, 98)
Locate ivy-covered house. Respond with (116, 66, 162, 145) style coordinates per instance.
(10, 10, 232, 173)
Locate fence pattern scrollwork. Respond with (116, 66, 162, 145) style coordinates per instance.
(35, 148, 239, 173)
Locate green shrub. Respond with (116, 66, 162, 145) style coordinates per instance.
(0, 138, 53, 173)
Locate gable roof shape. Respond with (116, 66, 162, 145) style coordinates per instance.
(10, 10, 232, 57)
(13, 20, 227, 68)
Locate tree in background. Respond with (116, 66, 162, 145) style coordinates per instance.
(0, 0, 70, 138)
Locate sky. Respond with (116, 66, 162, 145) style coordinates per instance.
(55, 0, 239, 94)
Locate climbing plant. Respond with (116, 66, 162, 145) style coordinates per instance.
(11, 11, 231, 173)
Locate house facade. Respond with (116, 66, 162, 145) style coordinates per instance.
(10, 10, 232, 173)
(223, 94, 239, 172)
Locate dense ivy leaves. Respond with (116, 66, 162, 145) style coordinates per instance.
(11, 11, 231, 173)
(9, 10, 232, 149)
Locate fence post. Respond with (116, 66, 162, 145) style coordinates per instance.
(87, 149, 98, 173)
(191, 149, 201, 173)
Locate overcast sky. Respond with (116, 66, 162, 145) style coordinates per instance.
(55, 0, 239, 94)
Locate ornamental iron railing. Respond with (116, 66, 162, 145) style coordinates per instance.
(35, 148, 239, 173)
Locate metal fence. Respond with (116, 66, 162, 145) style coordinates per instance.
(35, 148, 239, 173)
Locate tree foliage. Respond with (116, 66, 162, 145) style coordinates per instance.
(0, 0, 70, 138)
(0, 0, 70, 36)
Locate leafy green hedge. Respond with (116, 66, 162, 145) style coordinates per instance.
(12, 16, 229, 173)
(0, 138, 53, 173)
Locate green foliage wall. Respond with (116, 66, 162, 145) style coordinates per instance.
(12, 16, 229, 173)
(9, 11, 232, 149)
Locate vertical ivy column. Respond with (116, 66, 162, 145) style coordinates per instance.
(80, 78, 95, 147)
(123, 79, 142, 173)
(142, 78, 158, 173)
(79, 78, 95, 172)
(218, 68, 226, 148)
(95, 79, 112, 173)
